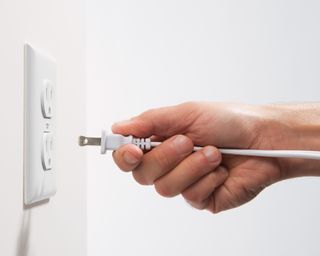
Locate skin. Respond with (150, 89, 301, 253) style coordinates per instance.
(112, 102, 320, 213)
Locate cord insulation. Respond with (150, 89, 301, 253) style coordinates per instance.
(150, 141, 320, 160)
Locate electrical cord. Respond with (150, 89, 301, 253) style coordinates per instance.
(78, 130, 320, 160)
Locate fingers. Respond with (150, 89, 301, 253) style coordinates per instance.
(112, 134, 193, 177)
(154, 146, 222, 198)
(182, 166, 229, 210)
(111, 102, 200, 138)
(210, 176, 265, 214)
(112, 144, 143, 171)
(113, 135, 229, 213)
(132, 135, 194, 185)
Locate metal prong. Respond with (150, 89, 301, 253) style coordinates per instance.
(78, 136, 101, 146)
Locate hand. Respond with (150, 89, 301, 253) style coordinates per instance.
(112, 102, 320, 213)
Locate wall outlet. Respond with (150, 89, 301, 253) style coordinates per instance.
(41, 80, 54, 119)
(24, 44, 57, 205)
(41, 132, 54, 170)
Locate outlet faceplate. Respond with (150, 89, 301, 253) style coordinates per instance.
(24, 44, 57, 205)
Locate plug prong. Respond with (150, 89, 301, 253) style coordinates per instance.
(78, 136, 101, 146)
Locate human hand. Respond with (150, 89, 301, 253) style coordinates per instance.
(112, 102, 320, 213)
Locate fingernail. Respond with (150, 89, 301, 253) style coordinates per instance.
(123, 151, 139, 165)
(203, 147, 220, 163)
(172, 135, 191, 154)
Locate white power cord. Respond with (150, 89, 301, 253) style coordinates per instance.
(78, 130, 320, 160)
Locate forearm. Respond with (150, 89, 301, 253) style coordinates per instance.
(259, 103, 320, 179)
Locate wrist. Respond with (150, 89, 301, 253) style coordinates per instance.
(256, 103, 320, 179)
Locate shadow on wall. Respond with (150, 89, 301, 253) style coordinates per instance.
(16, 199, 49, 256)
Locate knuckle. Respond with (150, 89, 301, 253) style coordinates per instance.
(185, 198, 208, 210)
(207, 207, 217, 214)
(179, 101, 202, 117)
(241, 184, 262, 201)
(182, 190, 201, 204)
(154, 180, 174, 198)
(132, 170, 152, 186)
(139, 108, 157, 119)
(206, 196, 218, 214)
(180, 101, 198, 109)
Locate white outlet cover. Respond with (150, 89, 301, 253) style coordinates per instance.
(24, 44, 57, 205)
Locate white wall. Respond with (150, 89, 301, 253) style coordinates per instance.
(0, 0, 87, 255)
(86, 1, 320, 255)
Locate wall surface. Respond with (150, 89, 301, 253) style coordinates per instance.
(0, 0, 87, 255)
(86, 1, 320, 256)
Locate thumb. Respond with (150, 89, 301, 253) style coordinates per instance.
(111, 103, 199, 138)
